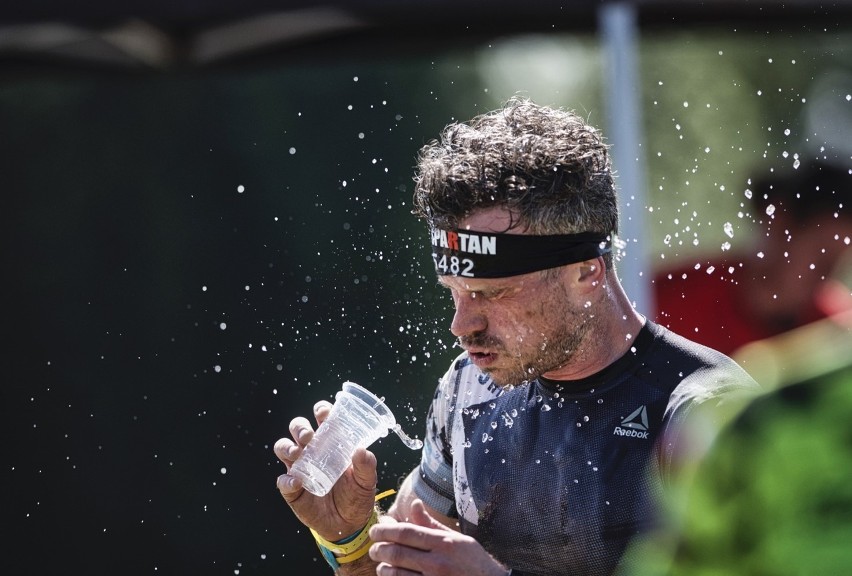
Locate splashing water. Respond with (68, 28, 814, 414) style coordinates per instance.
(392, 424, 423, 450)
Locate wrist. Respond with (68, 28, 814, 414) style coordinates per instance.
(314, 506, 376, 545)
(310, 489, 396, 572)
(311, 506, 378, 558)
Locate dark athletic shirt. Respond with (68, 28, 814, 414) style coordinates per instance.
(412, 321, 757, 576)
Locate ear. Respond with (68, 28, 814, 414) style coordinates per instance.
(576, 256, 606, 289)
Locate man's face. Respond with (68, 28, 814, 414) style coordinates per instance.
(437, 208, 597, 387)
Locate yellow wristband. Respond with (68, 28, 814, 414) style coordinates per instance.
(310, 488, 397, 571)
(336, 540, 373, 564)
(310, 507, 378, 556)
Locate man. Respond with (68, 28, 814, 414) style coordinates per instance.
(275, 97, 758, 576)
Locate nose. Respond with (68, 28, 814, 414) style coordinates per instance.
(450, 292, 488, 338)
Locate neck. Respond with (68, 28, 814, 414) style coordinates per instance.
(543, 274, 645, 380)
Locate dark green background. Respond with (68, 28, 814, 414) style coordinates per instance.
(3, 52, 471, 573)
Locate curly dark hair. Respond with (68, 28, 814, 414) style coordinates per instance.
(412, 97, 619, 241)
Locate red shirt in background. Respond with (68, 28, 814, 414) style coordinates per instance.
(651, 259, 839, 357)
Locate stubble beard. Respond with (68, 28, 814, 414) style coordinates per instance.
(480, 305, 594, 388)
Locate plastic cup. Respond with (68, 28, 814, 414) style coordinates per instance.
(290, 381, 397, 497)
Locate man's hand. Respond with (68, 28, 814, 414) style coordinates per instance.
(369, 499, 511, 576)
(274, 400, 378, 541)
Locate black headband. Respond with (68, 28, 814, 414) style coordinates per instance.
(430, 228, 611, 278)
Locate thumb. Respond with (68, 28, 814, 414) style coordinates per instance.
(409, 498, 451, 531)
(350, 447, 378, 490)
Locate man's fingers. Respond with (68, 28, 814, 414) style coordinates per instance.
(288, 416, 315, 447)
(370, 540, 431, 573)
(313, 400, 333, 426)
(272, 437, 301, 466)
(408, 499, 449, 531)
(370, 520, 443, 551)
(351, 447, 378, 490)
(276, 473, 304, 503)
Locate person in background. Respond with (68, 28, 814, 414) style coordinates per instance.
(653, 159, 852, 357)
(274, 97, 758, 576)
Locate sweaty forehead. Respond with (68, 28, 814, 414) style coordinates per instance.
(437, 272, 528, 293)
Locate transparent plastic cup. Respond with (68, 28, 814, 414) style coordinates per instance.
(289, 381, 422, 497)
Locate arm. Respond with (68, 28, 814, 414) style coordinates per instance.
(367, 470, 510, 576)
(274, 401, 381, 574)
(320, 470, 438, 576)
(275, 403, 462, 575)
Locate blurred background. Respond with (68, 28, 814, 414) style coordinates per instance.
(3, 1, 851, 573)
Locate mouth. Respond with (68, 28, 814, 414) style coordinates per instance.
(465, 348, 497, 366)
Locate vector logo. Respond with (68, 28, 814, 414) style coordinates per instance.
(613, 405, 650, 439)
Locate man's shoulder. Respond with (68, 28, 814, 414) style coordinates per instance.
(644, 321, 760, 401)
(649, 321, 747, 367)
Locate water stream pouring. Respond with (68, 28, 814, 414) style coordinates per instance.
(290, 381, 422, 496)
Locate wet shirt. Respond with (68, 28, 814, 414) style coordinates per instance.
(411, 321, 757, 576)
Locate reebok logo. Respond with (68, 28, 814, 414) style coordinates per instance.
(612, 405, 650, 439)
